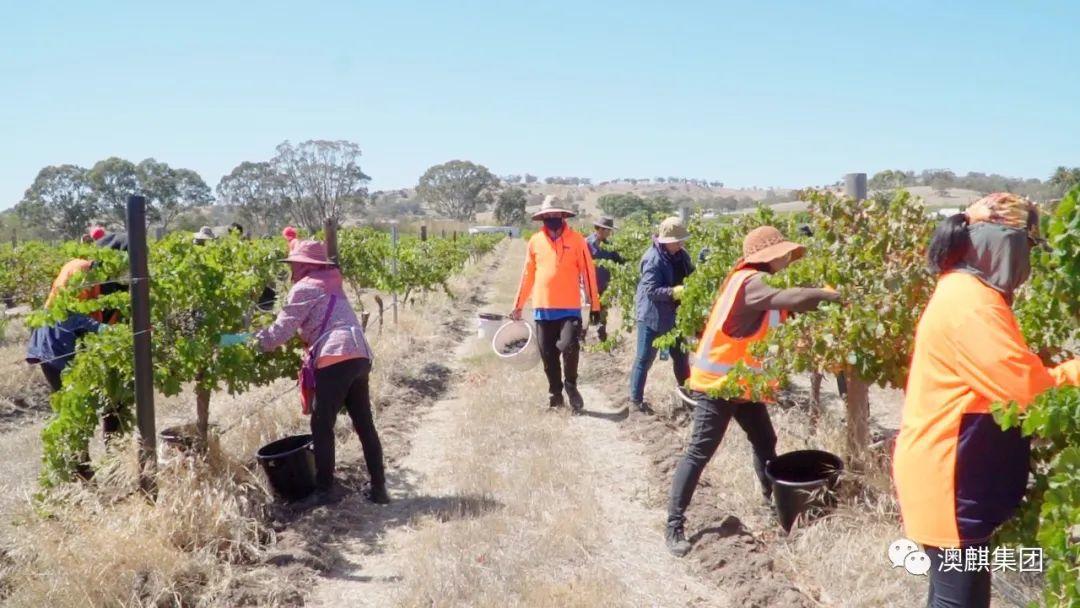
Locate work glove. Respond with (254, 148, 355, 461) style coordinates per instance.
(508, 308, 523, 321)
(589, 311, 602, 325)
(672, 285, 685, 300)
(218, 333, 252, 347)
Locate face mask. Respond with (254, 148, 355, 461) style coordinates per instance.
(543, 217, 564, 233)
(956, 223, 1032, 303)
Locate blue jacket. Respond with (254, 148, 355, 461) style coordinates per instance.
(585, 232, 623, 295)
(634, 242, 694, 333)
(26, 313, 101, 372)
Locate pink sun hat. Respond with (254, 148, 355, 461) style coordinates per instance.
(280, 240, 334, 265)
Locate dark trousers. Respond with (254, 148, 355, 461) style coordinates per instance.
(629, 324, 690, 404)
(593, 308, 608, 341)
(924, 545, 991, 608)
(41, 364, 63, 392)
(667, 393, 777, 529)
(311, 357, 385, 491)
(535, 318, 581, 398)
(41, 363, 121, 443)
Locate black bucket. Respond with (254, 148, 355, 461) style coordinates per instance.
(159, 423, 216, 451)
(766, 449, 843, 532)
(256, 434, 317, 502)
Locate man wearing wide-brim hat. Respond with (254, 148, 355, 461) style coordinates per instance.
(664, 225, 840, 558)
(193, 226, 217, 244)
(585, 216, 623, 342)
(629, 216, 695, 415)
(511, 195, 601, 413)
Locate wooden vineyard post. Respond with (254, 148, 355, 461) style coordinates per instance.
(809, 372, 823, 424)
(843, 173, 871, 467)
(323, 217, 339, 265)
(195, 372, 210, 452)
(844, 374, 871, 469)
(420, 225, 427, 241)
(126, 195, 157, 491)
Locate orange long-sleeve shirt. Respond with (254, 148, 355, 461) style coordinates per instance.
(894, 272, 1080, 548)
(513, 227, 600, 315)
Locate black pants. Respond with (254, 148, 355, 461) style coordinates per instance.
(311, 358, 385, 491)
(41, 363, 121, 440)
(667, 393, 777, 529)
(924, 545, 991, 608)
(593, 308, 608, 341)
(535, 318, 581, 399)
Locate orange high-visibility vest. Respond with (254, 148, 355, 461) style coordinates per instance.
(687, 267, 786, 398)
(45, 259, 104, 322)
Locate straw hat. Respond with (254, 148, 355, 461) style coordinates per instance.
(593, 216, 617, 231)
(193, 226, 216, 242)
(280, 240, 334, 265)
(656, 217, 690, 244)
(531, 195, 576, 220)
(742, 226, 805, 265)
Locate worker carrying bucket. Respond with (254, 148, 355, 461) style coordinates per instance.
(509, 196, 601, 414)
(219, 240, 389, 509)
(664, 225, 840, 558)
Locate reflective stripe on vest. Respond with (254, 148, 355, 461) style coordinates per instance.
(687, 267, 788, 396)
(691, 308, 781, 374)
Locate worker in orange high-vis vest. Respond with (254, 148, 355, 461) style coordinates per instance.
(665, 226, 839, 557)
(894, 194, 1080, 608)
(510, 196, 601, 413)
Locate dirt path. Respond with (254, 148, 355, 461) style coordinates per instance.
(305, 239, 730, 608)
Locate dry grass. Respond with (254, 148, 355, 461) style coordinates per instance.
(392, 363, 626, 607)
(0, 441, 306, 608)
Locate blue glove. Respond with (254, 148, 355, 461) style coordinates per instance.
(218, 333, 252, 347)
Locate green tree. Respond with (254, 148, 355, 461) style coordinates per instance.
(416, 160, 499, 221)
(494, 187, 527, 225)
(272, 139, 371, 231)
(216, 161, 286, 236)
(16, 164, 100, 239)
(868, 169, 914, 190)
(88, 157, 140, 223)
(597, 193, 648, 218)
(165, 168, 214, 230)
(1049, 166, 1080, 195)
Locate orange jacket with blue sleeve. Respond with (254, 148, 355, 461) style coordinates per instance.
(513, 227, 601, 314)
(893, 272, 1080, 548)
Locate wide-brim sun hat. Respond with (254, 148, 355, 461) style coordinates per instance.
(593, 216, 617, 231)
(742, 225, 806, 265)
(280, 240, 335, 265)
(531, 195, 576, 220)
(193, 226, 216, 242)
(656, 216, 690, 244)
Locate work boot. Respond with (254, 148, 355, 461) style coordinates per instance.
(628, 400, 655, 417)
(666, 525, 692, 557)
(565, 384, 584, 414)
(597, 326, 608, 342)
(549, 394, 565, 409)
(362, 481, 391, 505)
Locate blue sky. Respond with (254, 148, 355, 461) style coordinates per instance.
(2, 1, 1078, 209)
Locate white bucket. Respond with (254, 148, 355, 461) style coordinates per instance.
(477, 312, 508, 340)
(492, 320, 541, 371)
